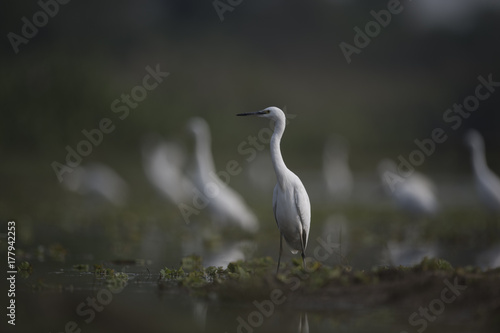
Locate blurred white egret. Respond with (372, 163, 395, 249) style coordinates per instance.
(322, 134, 353, 201)
(187, 117, 259, 233)
(409, 0, 500, 32)
(476, 244, 500, 269)
(62, 162, 129, 206)
(378, 159, 438, 217)
(383, 240, 439, 266)
(202, 240, 253, 267)
(237, 107, 311, 272)
(141, 134, 194, 204)
(180, 229, 252, 267)
(464, 129, 500, 212)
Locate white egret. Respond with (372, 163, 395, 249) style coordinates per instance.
(202, 240, 253, 267)
(141, 133, 194, 204)
(322, 134, 353, 201)
(377, 160, 439, 263)
(409, 0, 500, 32)
(62, 162, 129, 206)
(464, 129, 500, 212)
(383, 240, 439, 266)
(378, 159, 438, 217)
(187, 117, 259, 233)
(237, 107, 311, 272)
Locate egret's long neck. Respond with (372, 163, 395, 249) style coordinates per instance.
(195, 131, 216, 179)
(471, 144, 488, 176)
(270, 118, 289, 187)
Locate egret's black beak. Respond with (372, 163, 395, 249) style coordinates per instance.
(236, 110, 266, 116)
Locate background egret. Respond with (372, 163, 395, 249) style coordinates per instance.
(237, 107, 311, 272)
(377, 159, 440, 264)
(464, 129, 500, 212)
(187, 117, 259, 233)
(141, 133, 194, 205)
(62, 162, 129, 206)
(383, 240, 439, 266)
(378, 159, 439, 217)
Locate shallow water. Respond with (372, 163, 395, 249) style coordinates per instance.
(14, 263, 487, 333)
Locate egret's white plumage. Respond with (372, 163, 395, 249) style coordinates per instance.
(409, 0, 500, 32)
(378, 159, 438, 216)
(383, 240, 439, 266)
(464, 129, 500, 212)
(322, 134, 353, 201)
(62, 162, 129, 206)
(142, 134, 194, 204)
(187, 117, 259, 233)
(237, 107, 311, 272)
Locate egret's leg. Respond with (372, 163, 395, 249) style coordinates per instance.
(276, 233, 283, 274)
(300, 232, 306, 270)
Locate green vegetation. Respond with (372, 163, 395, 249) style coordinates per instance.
(158, 255, 498, 304)
(94, 264, 129, 288)
(17, 261, 33, 278)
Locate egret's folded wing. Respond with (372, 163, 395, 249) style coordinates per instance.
(294, 185, 311, 250)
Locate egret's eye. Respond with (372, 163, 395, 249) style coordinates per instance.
(265, 110, 270, 114)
